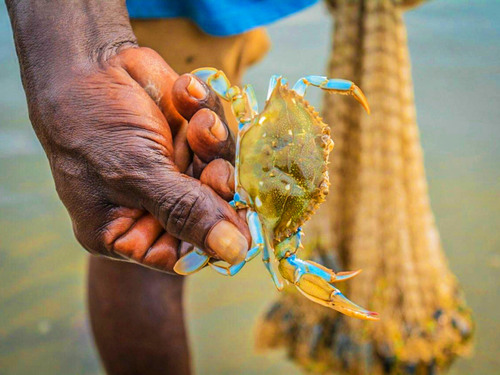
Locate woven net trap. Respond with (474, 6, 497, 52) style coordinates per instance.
(255, 1, 473, 374)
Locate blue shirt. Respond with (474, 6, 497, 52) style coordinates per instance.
(126, 0, 319, 36)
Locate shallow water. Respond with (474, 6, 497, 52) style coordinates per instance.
(0, 1, 499, 374)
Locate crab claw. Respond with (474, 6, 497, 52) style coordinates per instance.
(296, 273, 379, 321)
(173, 247, 209, 275)
(305, 260, 362, 282)
(278, 255, 379, 321)
(351, 84, 371, 114)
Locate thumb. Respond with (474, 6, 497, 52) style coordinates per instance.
(140, 166, 250, 265)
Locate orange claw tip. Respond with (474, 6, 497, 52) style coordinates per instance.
(335, 269, 362, 282)
(355, 310, 380, 321)
(343, 308, 380, 321)
(367, 311, 380, 321)
(352, 85, 371, 114)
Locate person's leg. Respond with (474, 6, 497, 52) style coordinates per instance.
(87, 19, 270, 375)
(88, 257, 190, 375)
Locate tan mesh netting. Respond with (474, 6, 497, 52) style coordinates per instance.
(255, 1, 473, 373)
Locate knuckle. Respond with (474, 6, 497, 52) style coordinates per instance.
(135, 46, 160, 60)
(160, 183, 209, 240)
(167, 191, 200, 234)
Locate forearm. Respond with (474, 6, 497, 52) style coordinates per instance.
(6, 0, 137, 100)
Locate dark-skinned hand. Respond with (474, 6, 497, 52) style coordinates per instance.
(32, 46, 248, 272)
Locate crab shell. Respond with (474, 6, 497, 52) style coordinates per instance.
(238, 80, 334, 244)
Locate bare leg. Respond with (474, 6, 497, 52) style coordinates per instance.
(88, 256, 190, 375)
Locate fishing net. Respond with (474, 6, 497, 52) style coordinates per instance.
(255, 1, 473, 373)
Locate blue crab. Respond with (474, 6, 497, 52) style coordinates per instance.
(174, 68, 378, 321)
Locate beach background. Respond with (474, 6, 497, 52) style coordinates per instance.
(0, 1, 498, 374)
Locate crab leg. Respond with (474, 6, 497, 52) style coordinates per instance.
(292, 75, 370, 114)
(240, 210, 285, 291)
(192, 67, 259, 128)
(250, 210, 283, 289)
(173, 246, 210, 275)
(266, 75, 288, 101)
(263, 241, 284, 291)
(243, 84, 259, 117)
(208, 244, 262, 276)
(192, 67, 231, 100)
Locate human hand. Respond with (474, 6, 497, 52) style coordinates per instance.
(30, 46, 249, 272)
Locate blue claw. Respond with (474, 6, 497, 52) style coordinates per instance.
(278, 255, 378, 321)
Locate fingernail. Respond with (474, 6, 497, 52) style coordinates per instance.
(187, 77, 208, 100)
(207, 220, 248, 264)
(210, 112, 228, 141)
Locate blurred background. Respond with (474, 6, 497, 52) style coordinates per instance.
(0, 0, 498, 374)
